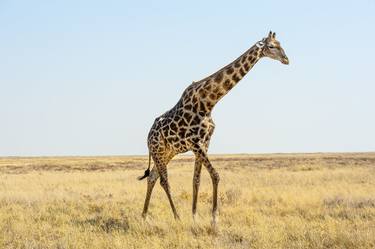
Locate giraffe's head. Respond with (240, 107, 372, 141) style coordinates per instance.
(260, 31, 289, 65)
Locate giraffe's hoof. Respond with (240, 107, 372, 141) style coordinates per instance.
(192, 213, 199, 223)
(211, 214, 219, 226)
(141, 213, 147, 219)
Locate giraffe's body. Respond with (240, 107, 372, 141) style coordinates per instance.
(140, 31, 289, 223)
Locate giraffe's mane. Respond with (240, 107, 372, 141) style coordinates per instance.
(195, 43, 260, 84)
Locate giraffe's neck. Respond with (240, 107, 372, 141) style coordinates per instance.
(182, 41, 265, 114)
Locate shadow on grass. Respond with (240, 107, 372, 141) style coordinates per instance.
(74, 215, 129, 233)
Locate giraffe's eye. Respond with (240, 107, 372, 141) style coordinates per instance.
(268, 45, 276, 49)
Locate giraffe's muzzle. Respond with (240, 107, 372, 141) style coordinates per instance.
(281, 56, 289, 65)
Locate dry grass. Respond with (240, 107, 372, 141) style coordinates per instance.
(1, 153, 375, 249)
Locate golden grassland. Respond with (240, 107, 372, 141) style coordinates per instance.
(0, 153, 375, 249)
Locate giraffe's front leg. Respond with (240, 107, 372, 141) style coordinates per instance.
(193, 147, 220, 226)
(192, 157, 202, 220)
(142, 167, 159, 218)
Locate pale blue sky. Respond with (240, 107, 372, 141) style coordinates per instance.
(1, 0, 374, 156)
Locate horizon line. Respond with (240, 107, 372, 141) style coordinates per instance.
(1, 151, 374, 159)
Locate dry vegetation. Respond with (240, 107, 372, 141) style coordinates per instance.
(1, 153, 375, 249)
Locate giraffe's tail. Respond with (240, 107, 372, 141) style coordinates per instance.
(137, 151, 151, 181)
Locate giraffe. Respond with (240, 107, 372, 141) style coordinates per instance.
(138, 31, 289, 224)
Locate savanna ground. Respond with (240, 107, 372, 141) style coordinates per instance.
(0, 153, 375, 249)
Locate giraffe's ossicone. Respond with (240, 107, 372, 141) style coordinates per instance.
(139, 31, 289, 224)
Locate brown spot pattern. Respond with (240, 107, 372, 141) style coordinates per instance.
(226, 67, 234, 75)
(214, 72, 223, 83)
(239, 68, 246, 77)
(250, 57, 256, 64)
(223, 79, 232, 91)
(232, 73, 241, 82)
(243, 63, 250, 71)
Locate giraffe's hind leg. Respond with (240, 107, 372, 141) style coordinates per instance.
(192, 157, 202, 220)
(142, 167, 159, 218)
(157, 163, 180, 220)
